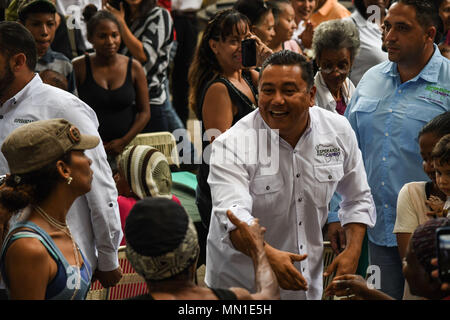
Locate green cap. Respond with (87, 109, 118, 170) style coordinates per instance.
(1, 118, 100, 174)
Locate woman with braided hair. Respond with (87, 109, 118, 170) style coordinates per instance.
(188, 9, 272, 230)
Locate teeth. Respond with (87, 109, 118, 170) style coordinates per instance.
(271, 111, 286, 114)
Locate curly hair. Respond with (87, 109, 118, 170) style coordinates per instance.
(311, 19, 360, 61)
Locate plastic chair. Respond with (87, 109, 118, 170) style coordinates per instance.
(86, 246, 148, 300)
(127, 132, 180, 167)
(322, 241, 336, 300)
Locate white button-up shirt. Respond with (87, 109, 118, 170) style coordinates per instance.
(0, 75, 122, 272)
(172, 0, 202, 11)
(205, 107, 376, 300)
(314, 72, 355, 114)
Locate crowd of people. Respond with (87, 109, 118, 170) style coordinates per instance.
(0, 0, 449, 301)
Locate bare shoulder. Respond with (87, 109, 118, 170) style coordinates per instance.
(5, 235, 48, 265)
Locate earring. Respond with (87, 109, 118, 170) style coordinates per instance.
(67, 176, 73, 185)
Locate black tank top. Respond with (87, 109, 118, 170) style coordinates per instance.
(78, 55, 136, 142)
(196, 70, 258, 226)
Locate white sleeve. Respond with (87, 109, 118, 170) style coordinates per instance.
(394, 184, 420, 233)
(207, 138, 255, 232)
(336, 124, 377, 228)
(59, 97, 122, 271)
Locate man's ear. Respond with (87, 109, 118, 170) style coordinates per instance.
(424, 26, 437, 43)
(309, 85, 317, 107)
(9, 53, 27, 73)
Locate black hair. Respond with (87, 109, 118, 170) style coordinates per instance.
(0, 152, 72, 213)
(18, 1, 56, 23)
(233, 0, 272, 26)
(122, 0, 157, 26)
(0, 21, 37, 70)
(418, 111, 450, 139)
(84, 9, 121, 40)
(397, 0, 444, 40)
(267, 0, 291, 24)
(260, 50, 315, 89)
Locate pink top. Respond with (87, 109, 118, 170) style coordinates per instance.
(118, 195, 182, 246)
(283, 40, 303, 54)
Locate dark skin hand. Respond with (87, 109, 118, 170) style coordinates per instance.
(325, 274, 393, 300)
(430, 258, 450, 293)
(328, 222, 346, 255)
(92, 266, 123, 288)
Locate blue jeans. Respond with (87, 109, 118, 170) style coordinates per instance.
(368, 240, 405, 300)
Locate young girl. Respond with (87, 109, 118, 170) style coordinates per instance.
(267, 0, 302, 53)
(394, 111, 450, 299)
(431, 133, 450, 216)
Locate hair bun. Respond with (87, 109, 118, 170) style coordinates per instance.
(83, 4, 98, 23)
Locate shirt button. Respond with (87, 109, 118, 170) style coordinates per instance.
(328, 175, 332, 179)
(109, 202, 114, 207)
(300, 245, 303, 249)
(385, 204, 388, 208)
(294, 150, 297, 154)
(302, 268, 306, 272)
(296, 173, 300, 178)
(385, 132, 389, 137)
(298, 198, 302, 202)
(398, 90, 402, 93)
(0, 115, 3, 119)
(389, 109, 393, 113)
(381, 181, 385, 186)
(299, 221, 302, 226)
(382, 157, 386, 161)
(266, 186, 270, 190)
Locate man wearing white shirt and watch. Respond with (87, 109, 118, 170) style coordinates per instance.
(0, 22, 122, 298)
(205, 50, 376, 300)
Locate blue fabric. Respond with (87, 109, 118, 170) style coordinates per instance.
(345, 45, 450, 247)
(0, 221, 91, 300)
(368, 240, 404, 300)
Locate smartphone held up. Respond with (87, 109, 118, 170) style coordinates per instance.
(241, 38, 257, 68)
(437, 226, 450, 283)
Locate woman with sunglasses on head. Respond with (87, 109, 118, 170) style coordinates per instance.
(311, 19, 360, 115)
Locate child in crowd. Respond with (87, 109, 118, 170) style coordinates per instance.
(114, 145, 181, 246)
(267, 0, 302, 53)
(394, 112, 450, 299)
(431, 133, 450, 217)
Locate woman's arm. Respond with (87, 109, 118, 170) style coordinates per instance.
(104, 3, 148, 64)
(104, 59, 150, 155)
(5, 238, 53, 299)
(71, 55, 87, 89)
(202, 82, 234, 142)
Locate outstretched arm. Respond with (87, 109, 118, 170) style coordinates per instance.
(227, 211, 280, 300)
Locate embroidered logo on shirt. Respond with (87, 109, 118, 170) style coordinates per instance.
(422, 85, 450, 103)
(13, 118, 34, 124)
(316, 144, 341, 162)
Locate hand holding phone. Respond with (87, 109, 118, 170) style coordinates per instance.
(437, 226, 450, 283)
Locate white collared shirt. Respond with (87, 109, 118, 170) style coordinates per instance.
(0, 75, 122, 272)
(346, 10, 388, 86)
(205, 107, 376, 300)
(314, 72, 355, 113)
(172, 0, 202, 11)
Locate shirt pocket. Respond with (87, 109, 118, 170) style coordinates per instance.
(312, 163, 344, 208)
(353, 98, 379, 147)
(401, 104, 447, 154)
(250, 174, 285, 215)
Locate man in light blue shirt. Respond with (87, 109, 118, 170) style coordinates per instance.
(344, 0, 450, 300)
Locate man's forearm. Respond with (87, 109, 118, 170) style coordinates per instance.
(344, 223, 366, 258)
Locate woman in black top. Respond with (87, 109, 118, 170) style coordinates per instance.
(188, 9, 272, 229)
(73, 10, 150, 158)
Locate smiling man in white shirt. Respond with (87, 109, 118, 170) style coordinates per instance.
(205, 50, 376, 300)
(0, 21, 122, 293)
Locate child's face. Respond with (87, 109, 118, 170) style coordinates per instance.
(434, 160, 450, 196)
(419, 132, 441, 185)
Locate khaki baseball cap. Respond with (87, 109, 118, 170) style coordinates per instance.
(1, 118, 100, 174)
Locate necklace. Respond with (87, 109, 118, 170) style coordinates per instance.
(35, 206, 81, 300)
